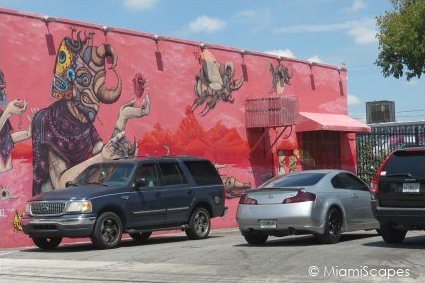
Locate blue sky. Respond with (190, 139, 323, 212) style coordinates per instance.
(0, 0, 424, 122)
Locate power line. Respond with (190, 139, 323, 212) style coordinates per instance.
(396, 109, 425, 113)
(396, 114, 425, 118)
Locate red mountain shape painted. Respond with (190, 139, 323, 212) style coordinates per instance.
(138, 106, 250, 166)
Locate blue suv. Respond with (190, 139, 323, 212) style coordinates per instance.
(22, 157, 226, 249)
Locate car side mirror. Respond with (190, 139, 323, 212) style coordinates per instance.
(134, 178, 148, 189)
(65, 181, 76, 188)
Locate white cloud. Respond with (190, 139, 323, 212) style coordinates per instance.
(348, 94, 361, 106)
(348, 0, 367, 13)
(347, 20, 377, 44)
(308, 55, 323, 63)
(236, 9, 259, 18)
(264, 49, 296, 59)
(124, 0, 158, 10)
(406, 80, 419, 87)
(188, 16, 226, 33)
(274, 19, 377, 45)
(235, 9, 272, 32)
(274, 22, 351, 33)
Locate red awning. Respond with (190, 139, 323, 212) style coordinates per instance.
(296, 112, 371, 133)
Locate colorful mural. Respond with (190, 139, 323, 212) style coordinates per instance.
(0, 8, 356, 248)
(31, 29, 149, 195)
(269, 62, 293, 94)
(0, 69, 32, 173)
(192, 50, 244, 116)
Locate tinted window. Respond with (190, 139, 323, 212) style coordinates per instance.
(331, 175, 344, 188)
(383, 151, 425, 178)
(260, 173, 326, 188)
(184, 160, 222, 186)
(158, 162, 187, 185)
(332, 173, 368, 191)
(134, 164, 159, 187)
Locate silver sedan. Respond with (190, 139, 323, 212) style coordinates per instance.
(236, 170, 379, 245)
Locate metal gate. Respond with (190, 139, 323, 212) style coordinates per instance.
(356, 122, 425, 184)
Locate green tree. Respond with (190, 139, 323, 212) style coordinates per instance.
(376, 0, 425, 80)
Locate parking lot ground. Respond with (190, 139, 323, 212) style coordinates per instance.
(0, 229, 424, 283)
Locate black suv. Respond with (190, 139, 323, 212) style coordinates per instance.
(22, 157, 226, 249)
(371, 147, 425, 243)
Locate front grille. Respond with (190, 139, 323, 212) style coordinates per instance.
(30, 202, 67, 215)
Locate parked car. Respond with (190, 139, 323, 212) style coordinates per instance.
(22, 157, 226, 250)
(371, 146, 425, 244)
(237, 170, 378, 245)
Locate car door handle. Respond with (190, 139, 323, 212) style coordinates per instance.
(155, 191, 161, 197)
(121, 195, 130, 200)
(352, 193, 359, 199)
(187, 190, 193, 195)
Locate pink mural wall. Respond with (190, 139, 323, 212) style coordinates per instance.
(0, 8, 361, 248)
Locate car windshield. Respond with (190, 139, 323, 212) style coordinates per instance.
(259, 173, 326, 188)
(74, 163, 135, 187)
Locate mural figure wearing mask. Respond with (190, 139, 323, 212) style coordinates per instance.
(31, 30, 150, 195)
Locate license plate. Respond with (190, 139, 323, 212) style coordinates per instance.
(259, 219, 277, 229)
(402, 183, 420, 193)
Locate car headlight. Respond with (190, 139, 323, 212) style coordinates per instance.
(25, 203, 32, 215)
(66, 200, 93, 213)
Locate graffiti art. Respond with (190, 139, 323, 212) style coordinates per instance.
(269, 62, 293, 94)
(0, 185, 18, 200)
(0, 69, 31, 173)
(132, 72, 149, 108)
(31, 29, 150, 195)
(12, 209, 25, 232)
(192, 50, 244, 116)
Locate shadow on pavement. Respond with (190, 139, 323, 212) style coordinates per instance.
(363, 234, 425, 249)
(22, 235, 222, 253)
(234, 233, 379, 247)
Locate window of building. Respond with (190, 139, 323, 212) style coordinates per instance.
(299, 131, 341, 170)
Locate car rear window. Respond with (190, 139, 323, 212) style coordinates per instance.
(383, 151, 425, 178)
(183, 160, 222, 186)
(259, 173, 326, 188)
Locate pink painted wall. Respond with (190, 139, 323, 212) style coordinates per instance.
(0, 8, 353, 248)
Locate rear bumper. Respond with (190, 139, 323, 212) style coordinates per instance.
(236, 202, 324, 235)
(21, 214, 96, 238)
(372, 201, 425, 229)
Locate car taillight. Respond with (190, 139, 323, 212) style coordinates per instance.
(370, 176, 379, 194)
(370, 154, 391, 194)
(282, 189, 316, 204)
(239, 195, 258, 205)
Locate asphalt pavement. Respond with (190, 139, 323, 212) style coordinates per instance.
(0, 229, 424, 283)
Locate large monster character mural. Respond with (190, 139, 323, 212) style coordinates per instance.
(192, 50, 244, 116)
(0, 69, 32, 172)
(31, 30, 150, 195)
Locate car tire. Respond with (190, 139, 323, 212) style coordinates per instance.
(91, 212, 123, 249)
(32, 237, 62, 250)
(380, 224, 407, 244)
(316, 207, 343, 244)
(129, 232, 152, 243)
(185, 207, 211, 240)
(243, 232, 268, 245)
